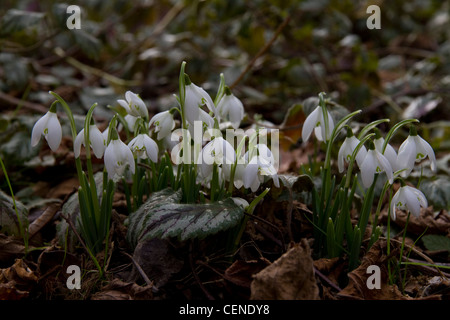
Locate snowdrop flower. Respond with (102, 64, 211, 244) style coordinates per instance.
(123, 114, 138, 133)
(128, 134, 159, 163)
(391, 184, 428, 220)
(216, 87, 244, 129)
(198, 137, 236, 179)
(360, 141, 394, 188)
(104, 130, 135, 182)
(243, 156, 280, 192)
(74, 123, 106, 159)
(117, 91, 149, 119)
(302, 105, 334, 142)
(149, 110, 175, 140)
(373, 130, 398, 172)
(184, 76, 216, 125)
(198, 109, 214, 132)
(31, 106, 62, 152)
(396, 126, 436, 177)
(338, 127, 367, 173)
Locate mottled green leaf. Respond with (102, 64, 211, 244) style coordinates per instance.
(127, 188, 246, 247)
(420, 177, 450, 211)
(0, 189, 28, 236)
(0, 9, 44, 36)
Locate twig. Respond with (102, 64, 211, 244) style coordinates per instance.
(122, 251, 154, 287)
(229, 15, 291, 90)
(59, 212, 103, 276)
(53, 47, 142, 87)
(314, 266, 342, 292)
(401, 256, 450, 278)
(384, 237, 447, 279)
(189, 241, 215, 300)
(244, 211, 286, 252)
(0, 91, 48, 113)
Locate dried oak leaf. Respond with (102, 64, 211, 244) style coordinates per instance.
(91, 278, 154, 300)
(0, 259, 38, 300)
(0, 234, 27, 264)
(224, 258, 271, 288)
(250, 239, 319, 300)
(338, 240, 410, 300)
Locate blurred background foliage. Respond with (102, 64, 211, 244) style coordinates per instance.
(0, 0, 449, 208)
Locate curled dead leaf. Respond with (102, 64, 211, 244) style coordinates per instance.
(0, 259, 38, 300)
(91, 278, 153, 300)
(250, 239, 319, 300)
(338, 240, 410, 300)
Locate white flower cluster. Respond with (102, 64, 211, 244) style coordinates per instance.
(31, 77, 279, 193)
(302, 103, 436, 221)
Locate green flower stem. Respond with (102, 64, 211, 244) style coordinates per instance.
(382, 118, 419, 153)
(49, 91, 103, 276)
(233, 188, 270, 250)
(49, 92, 86, 189)
(357, 119, 390, 140)
(0, 155, 28, 250)
(84, 103, 101, 228)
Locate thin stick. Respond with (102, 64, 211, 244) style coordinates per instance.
(314, 266, 342, 292)
(189, 242, 215, 300)
(122, 251, 154, 287)
(229, 15, 291, 90)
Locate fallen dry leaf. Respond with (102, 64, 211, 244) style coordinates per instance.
(382, 207, 450, 236)
(91, 278, 153, 300)
(224, 258, 271, 288)
(338, 240, 410, 300)
(0, 234, 27, 265)
(250, 239, 319, 300)
(0, 259, 38, 300)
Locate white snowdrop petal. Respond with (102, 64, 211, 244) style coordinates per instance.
(404, 187, 421, 218)
(361, 151, 376, 188)
(90, 126, 106, 158)
(31, 113, 48, 147)
(376, 151, 393, 184)
(416, 136, 437, 172)
(302, 106, 319, 143)
(143, 135, 159, 163)
(46, 113, 62, 151)
(74, 129, 85, 158)
(244, 162, 259, 189)
(391, 189, 401, 221)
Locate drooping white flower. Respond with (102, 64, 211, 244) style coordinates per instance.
(216, 88, 244, 129)
(184, 79, 215, 125)
(337, 128, 367, 173)
(124, 114, 139, 133)
(74, 124, 106, 159)
(374, 136, 398, 172)
(391, 185, 428, 220)
(117, 91, 149, 119)
(31, 109, 62, 152)
(243, 156, 280, 192)
(104, 133, 135, 182)
(149, 110, 175, 140)
(360, 141, 394, 188)
(302, 105, 334, 142)
(396, 126, 436, 177)
(198, 137, 236, 179)
(128, 134, 159, 163)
